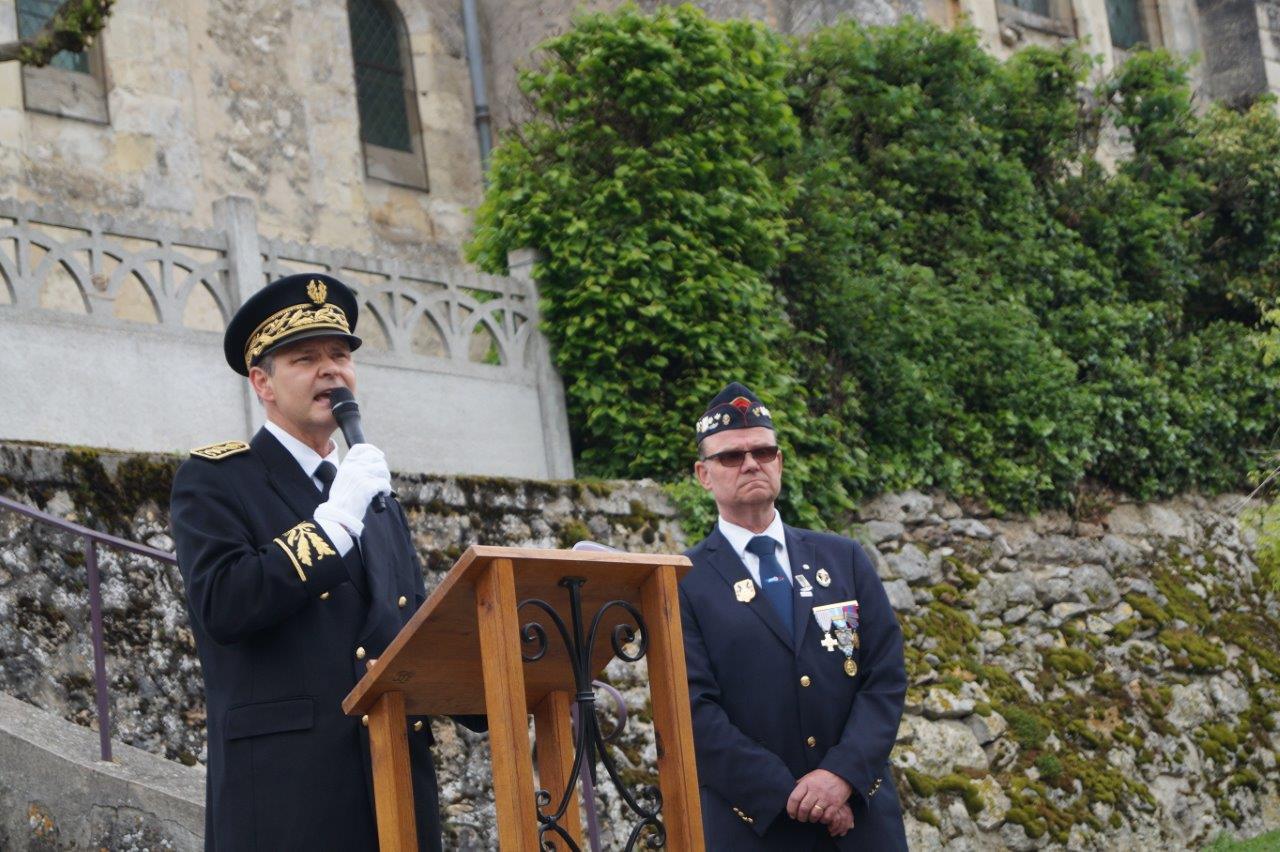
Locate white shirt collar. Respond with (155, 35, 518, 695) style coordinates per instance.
(718, 510, 786, 561)
(264, 420, 339, 483)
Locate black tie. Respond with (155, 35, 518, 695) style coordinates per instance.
(314, 460, 337, 500)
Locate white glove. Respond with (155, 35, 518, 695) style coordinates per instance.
(313, 443, 391, 539)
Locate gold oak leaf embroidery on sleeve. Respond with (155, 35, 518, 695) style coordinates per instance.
(274, 521, 337, 582)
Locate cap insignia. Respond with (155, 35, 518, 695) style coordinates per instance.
(307, 279, 327, 305)
(731, 396, 751, 411)
(190, 440, 250, 460)
(243, 302, 351, 370)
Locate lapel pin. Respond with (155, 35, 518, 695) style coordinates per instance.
(796, 574, 814, 598)
(815, 568, 832, 587)
(734, 579, 757, 603)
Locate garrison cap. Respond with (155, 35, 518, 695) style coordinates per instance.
(223, 273, 362, 376)
(695, 382, 774, 443)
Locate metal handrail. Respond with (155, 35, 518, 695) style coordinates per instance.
(0, 493, 178, 762)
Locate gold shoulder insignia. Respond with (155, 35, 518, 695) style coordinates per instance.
(190, 440, 250, 460)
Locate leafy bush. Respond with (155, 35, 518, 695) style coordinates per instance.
(468, 5, 854, 525)
(471, 6, 1280, 523)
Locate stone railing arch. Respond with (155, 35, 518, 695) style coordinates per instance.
(0, 196, 572, 480)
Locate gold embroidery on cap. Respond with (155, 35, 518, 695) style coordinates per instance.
(243, 302, 350, 370)
(273, 521, 337, 582)
(307, 279, 327, 305)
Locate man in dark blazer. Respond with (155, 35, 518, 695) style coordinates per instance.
(680, 382, 908, 850)
(171, 273, 463, 851)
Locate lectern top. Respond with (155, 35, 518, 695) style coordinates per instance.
(342, 545, 692, 716)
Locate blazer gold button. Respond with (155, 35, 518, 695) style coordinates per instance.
(800, 675, 811, 687)
(361, 715, 369, 726)
(398, 595, 408, 608)
(320, 591, 330, 600)
(413, 720, 424, 732)
(355, 646, 366, 660)
(806, 736, 816, 748)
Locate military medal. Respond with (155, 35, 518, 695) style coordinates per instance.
(815, 568, 832, 587)
(734, 579, 757, 603)
(812, 599, 860, 677)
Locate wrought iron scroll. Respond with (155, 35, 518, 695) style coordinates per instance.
(519, 577, 666, 851)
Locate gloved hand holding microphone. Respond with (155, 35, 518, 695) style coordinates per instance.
(314, 443, 391, 538)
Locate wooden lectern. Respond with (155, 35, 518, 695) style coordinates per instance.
(341, 546, 704, 850)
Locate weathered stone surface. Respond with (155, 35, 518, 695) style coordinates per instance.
(1210, 673, 1251, 716)
(860, 490, 935, 523)
(897, 718, 988, 774)
(863, 519, 906, 543)
(0, 692, 203, 851)
(975, 569, 1036, 616)
(1166, 683, 1216, 732)
(885, 543, 936, 585)
(947, 518, 993, 539)
(1108, 504, 1192, 540)
(905, 815, 944, 850)
(883, 578, 916, 612)
(964, 710, 1008, 745)
(973, 774, 1011, 831)
(922, 686, 975, 719)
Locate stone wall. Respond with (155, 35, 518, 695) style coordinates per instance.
(0, 692, 205, 852)
(1, 440, 1279, 848)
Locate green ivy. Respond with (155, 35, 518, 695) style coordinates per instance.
(470, 7, 1280, 523)
(468, 4, 852, 525)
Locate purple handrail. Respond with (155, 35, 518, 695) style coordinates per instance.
(0, 493, 177, 762)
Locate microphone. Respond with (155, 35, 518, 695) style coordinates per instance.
(328, 387, 387, 513)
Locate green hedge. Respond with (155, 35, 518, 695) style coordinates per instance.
(469, 5, 1280, 523)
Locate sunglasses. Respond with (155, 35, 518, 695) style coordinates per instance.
(701, 446, 781, 467)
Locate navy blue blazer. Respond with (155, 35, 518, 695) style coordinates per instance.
(171, 428, 442, 851)
(680, 524, 908, 850)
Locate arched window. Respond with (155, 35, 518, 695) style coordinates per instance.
(16, 0, 109, 123)
(347, 0, 429, 190)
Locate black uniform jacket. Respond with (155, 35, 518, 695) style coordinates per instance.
(680, 524, 909, 851)
(171, 428, 442, 851)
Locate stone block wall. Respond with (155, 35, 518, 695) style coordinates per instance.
(1, 440, 1279, 848)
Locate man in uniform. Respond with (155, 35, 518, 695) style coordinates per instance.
(171, 273, 466, 850)
(679, 382, 908, 850)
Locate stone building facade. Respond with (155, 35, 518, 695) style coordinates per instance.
(1, 0, 485, 263)
(2, 0, 1277, 269)
(479, 0, 1279, 146)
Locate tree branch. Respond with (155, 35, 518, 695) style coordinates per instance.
(0, 0, 115, 67)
